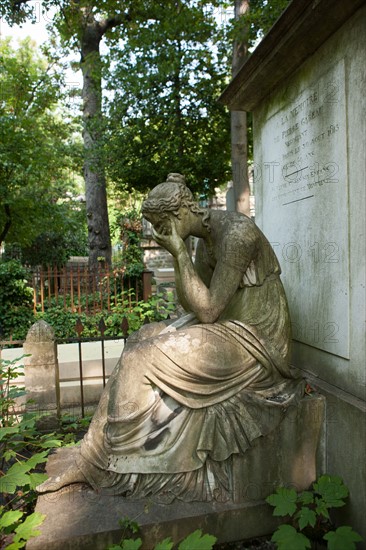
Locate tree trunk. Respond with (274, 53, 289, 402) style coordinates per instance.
(81, 17, 112, 270)
(230, 0, 250, 217)
(0, 204, 12, 247)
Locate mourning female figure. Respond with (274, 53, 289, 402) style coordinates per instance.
(37, 173, 304, 501)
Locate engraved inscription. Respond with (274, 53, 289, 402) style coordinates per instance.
(257, 60, 349, 359)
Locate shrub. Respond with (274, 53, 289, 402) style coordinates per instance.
(0, 260, 34, 340)
(35, 291, 176, 340)
(113, 209, 144, 279)
(0, 355, 92, 549)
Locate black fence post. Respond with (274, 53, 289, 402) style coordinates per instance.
(99, 317, 107, 388)
(75, 318, 85, 418)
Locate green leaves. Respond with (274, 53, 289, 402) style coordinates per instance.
(154, 538, 174, 550)
(313, 475, 349, 508)
(0, 508, 45, 550)
(0, 355, 83, 550)
(6, 512, 46, 550)
(295, 507, 316, 530)
(0, 509, 23, 530)
(271, 525, 311, 550)
(0, 452, 48, 493)
(266, 475, 363, 550)
(178, 529, 217, 550)
(324, 526, 363, 550)
(0, 427, 21, 441)
(265, 487, 298, 517)
(266, 476, 353, 523)
(0, 38, 84, 251)
(108, 526, 216, 550)
(105, 0, 231, 197)
(235, 0, 291, 50)
(121, 539, 142, 550)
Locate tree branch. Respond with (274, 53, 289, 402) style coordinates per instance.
(98, 12, 132, 36)
(12, 0, 32, 8)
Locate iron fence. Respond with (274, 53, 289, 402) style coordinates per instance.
(28, 265, 153, 314)
(56, 316, 132, 417)
(0, 316, 148, 419)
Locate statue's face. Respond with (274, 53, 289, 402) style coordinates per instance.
(144, 208, 191, 239)
(144, 212, 171, 235)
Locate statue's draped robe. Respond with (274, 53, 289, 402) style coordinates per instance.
(77, 215, 304, 502)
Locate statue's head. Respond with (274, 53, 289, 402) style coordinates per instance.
(142, 174, 211, 236)
(141, 173, 196, 221)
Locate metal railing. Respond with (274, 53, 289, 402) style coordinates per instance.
(28, 266, 153, 314)
(56, 315, 150, 417)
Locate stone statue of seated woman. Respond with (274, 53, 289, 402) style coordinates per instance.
(37, 173, 304, 502)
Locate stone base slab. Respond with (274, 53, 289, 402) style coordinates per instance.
(28, 477, 281, 550)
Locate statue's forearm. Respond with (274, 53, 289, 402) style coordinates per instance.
(173, 259, 191, 312)
(174, 248, 213, 321)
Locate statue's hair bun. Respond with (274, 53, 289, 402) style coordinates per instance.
(166, 173, 186, 184)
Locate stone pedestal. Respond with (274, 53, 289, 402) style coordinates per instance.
(28, 394, 324, 550)
(232, 393, 324, 502)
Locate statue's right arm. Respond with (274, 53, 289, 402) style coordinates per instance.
(173, 257, 192, 313)
(152, 219, 251, 324)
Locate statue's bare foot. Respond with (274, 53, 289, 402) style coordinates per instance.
(36, 464, 88, 493)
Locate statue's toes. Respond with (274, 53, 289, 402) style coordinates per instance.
(36, 477, 62, 493)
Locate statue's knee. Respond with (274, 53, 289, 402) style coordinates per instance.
(126, 321, 167, 347)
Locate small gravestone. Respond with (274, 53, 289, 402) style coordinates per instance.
(24, 320, 60, 428)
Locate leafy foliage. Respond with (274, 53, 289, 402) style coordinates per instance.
(0, 259, 34, 339)
(113, 209, 144, 278)
(0, 246, 175, 340)
(231, 0, 291, 50)
(271, 524, 311, 550)
(0, 354, 92, 549)
(108, 524, 216, 550)
(104, 1, 231, 197)
(20, 212, 88, 268)
(179, 529, 217, 549)
(266, 487, 298, 517)
(0, 509, 46, 550)
(0, 357, 54, 548)
(266, 476, 363, 549)
(0, 38, 84, 250)
(324, 526, 363, 550)
(35, 291, 176, 339)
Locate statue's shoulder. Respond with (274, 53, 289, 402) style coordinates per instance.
(212, 211, 259, 242)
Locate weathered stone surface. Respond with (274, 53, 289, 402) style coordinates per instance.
(23, 343, 57, 367)
(29, 394, 324, 550)
(25, 320, 55, 343)
(221, 0, 365, 542)
(24, 321, 59, 417)
(232, 394, 325, 502)
(38, 173, 305, 500)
